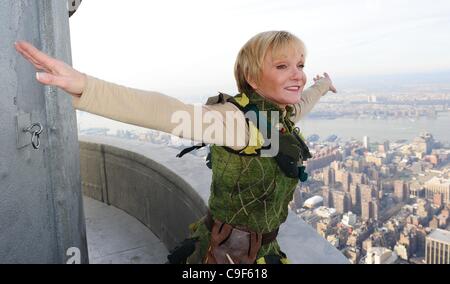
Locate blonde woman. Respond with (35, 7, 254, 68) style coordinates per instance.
(15, 30, 336, 264)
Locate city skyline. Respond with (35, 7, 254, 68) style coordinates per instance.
(77, 119, 450, 264)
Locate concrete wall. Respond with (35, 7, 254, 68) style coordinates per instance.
(79, 140, 207, 250)
(0, 1, 88, 263)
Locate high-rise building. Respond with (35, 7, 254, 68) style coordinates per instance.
(394, 180, 410, 203)
(363, 136, 370, 150)
(396, 231, 418, 260)
(394, 244, 409, 261)
(351, 172, 368, 185)
(429, 217, 439, 230)
(360, 184, 375, 202)
(425, 229, 450, 264)
(332, 191, 351, 214)
(433, 193, 443, 208)
(331, 160, 342, 172)
(413, 132, 434, 155)
(365, 154, 384, 166)
(371, 198, 380, 221)
(365, 247, 398, 264)
(424, 177, 450, 206)
(323, 167, 336, 187)
(361, 198, 379, 220)
(410, 182, 424, 198)
(361, 200, 371, 220)
(352, 160, 363, 173)
(383, 140, 390, 152)
(316, 221, 332, 238)
(378, 140, 390, 153)
(342, 171, 351, 192)
(322, 186, 332, 208)
(342, 212, 357, 227)
(417, 199, 431, 222)
(367, 167, 380, 181)
(350, 184, 361, 213)
(305, 149, 343, 173)
(343, 247, 360, 264)
(416, 227, 427, 257)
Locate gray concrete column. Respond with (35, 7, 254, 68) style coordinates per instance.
(0, 0, 88, 263)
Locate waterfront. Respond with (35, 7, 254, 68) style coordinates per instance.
(299, 112, 450, 144)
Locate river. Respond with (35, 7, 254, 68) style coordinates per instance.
(298, 112, 450, 144)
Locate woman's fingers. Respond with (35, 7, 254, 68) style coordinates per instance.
(330, 85, 337, 93)
(15, 41, 58, 71)
(314, 74, 323, 82)
(36, 72, 66, 88)
(323, 72, 337, 93)
(16, 47, 52, 73)
(314, 72, 337, 93)
(15, 41, 86, 96)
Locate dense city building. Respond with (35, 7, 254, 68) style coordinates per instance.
(292, 132, 450, 264)
(425, 229, 450, 264)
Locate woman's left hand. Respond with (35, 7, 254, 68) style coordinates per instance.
(314, 72, 337, 93)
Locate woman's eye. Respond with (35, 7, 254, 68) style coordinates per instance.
(298, 64, 305, 69)
(276, 65, 287, 69)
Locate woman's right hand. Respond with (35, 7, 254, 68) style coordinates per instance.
(313, 72, 337, 93)
(14, 41, 87, 97)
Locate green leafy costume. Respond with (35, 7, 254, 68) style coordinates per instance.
(184, 91, 310, 264)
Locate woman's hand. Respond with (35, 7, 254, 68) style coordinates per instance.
(14, 41, 87, 97)
(313, 72, 337, 93)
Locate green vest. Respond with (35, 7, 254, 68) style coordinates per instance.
(188, 91, 310, 261)
(209, 91, 302, 230)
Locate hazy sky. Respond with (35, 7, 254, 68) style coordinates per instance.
(69, 0, 450, 99)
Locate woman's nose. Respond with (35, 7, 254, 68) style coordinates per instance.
(291, 68, 306, 82)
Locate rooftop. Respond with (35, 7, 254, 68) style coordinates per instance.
(427, 228, 450, 243)
(84, 196, 168, 263)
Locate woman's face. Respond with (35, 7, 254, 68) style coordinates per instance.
(251, 46, 307, 108)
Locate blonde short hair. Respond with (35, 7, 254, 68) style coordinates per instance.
(234, 31, 307, 94)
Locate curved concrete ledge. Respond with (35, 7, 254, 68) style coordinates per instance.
(79, 135, 349, 264)
(79, 137, 207, 251)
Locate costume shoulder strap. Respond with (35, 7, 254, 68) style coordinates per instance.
(205, 92, 234, 105)
(227, 93, 267, 155)
(226, 93, 252, 111)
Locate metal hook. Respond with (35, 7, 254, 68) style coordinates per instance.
(23, 122, 43, 149)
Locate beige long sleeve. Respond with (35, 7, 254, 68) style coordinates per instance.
(72, 75, 330, 149)
(290, 79, 332, 123)
(72, 75, 249, 150)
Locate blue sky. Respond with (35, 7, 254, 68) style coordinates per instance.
(69, 0, 450, 98)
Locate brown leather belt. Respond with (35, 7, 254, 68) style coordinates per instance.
(204, 211, 278, 246)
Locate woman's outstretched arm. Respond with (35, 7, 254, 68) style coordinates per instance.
(290, 72, 337, 123)
(72, 75, 249, 150)
(15, 41, 249, 150)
